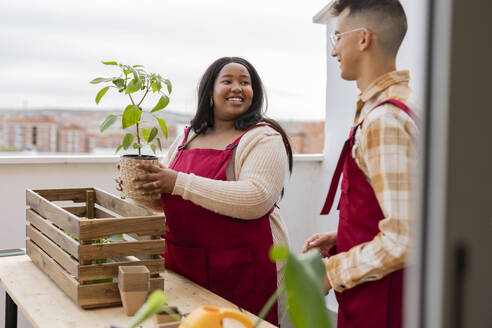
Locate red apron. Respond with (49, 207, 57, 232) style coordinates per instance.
(321, 99, 415, 328)
(161, 124, 278, 325)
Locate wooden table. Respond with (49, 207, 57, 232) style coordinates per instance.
(0, 255, 276, 328)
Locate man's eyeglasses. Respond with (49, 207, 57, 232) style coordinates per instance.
(329, 28, 366, 48)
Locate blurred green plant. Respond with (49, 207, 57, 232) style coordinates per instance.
(255, 245, 332, 328)
(128, 290, 169, 328)
(91, 61, 172, 157)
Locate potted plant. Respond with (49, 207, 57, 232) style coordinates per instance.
(90, 60, 172, 201)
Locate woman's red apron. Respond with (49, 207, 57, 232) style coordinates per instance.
(321, 99, 415, 328)
(161, 124, 278, 325)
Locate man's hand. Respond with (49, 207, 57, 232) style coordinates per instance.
(302, 231, 337, 256)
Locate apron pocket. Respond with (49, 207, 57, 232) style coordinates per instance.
(165, 240, 207, 287)
(208, 246, 255, 308)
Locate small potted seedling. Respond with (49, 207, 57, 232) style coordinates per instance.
(91, 61, 171, 201)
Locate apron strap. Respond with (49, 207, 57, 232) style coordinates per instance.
(177, 126, 193, 150)
(320, 98, 416, 215)
(320, 137, 352, 215)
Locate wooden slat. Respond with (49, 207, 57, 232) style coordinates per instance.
(26, 240, 79, 302)
(78, 258, 165, 281)
(63, 206, 115, 219)
(94, 188, 155, 217)
(26, 190, 81, 237)
(79, 240, 165, 261)
(26, 225, 79, 277)
(26, 209, 79, 260)
(86, 190, 95, 219)
(63, 206, 86, 217)
(95, 206, 115, 218)
(33, 188, 91, 203)
(150, 235, 161, 278)
(78, 276, 164, 309)
(79, 216, 165, 239)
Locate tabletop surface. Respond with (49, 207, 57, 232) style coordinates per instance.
(0, 255, 276, 328)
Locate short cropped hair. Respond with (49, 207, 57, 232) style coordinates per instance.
(331, 0, 407, 57)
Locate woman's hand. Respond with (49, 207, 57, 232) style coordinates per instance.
(133, 163, 178, 195)
(302, 231, 337, 256)
(115, 164, 125, 199)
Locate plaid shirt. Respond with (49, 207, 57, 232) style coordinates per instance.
(326, 70, 419, 292)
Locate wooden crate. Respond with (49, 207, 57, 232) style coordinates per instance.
(25, 187, 166, 309)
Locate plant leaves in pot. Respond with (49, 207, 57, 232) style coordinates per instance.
(91, 60, 172, 202)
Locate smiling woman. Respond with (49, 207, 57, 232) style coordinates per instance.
(116, 56, 294, 326)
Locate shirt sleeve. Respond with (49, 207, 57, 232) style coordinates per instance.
(171, 129, 288, 219)
(326, 105, 418, 292)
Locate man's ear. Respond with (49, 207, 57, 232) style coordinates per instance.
(359, 28, 372, 51)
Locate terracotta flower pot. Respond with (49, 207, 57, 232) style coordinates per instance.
(119, 154, 160, 201)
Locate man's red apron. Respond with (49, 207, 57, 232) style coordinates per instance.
(321, 99, 415, 328)
(161, 124, 278, 325)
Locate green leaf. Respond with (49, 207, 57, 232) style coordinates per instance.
(99, 114, 118, 132)
(106, 234, 124, 243)
(284, 249, 331, 328)
(133, 64, 144, 68)
(126, 65, 140, 81)
(141, 128, 151, 142)
(126, 78, 142, 94)
(112, 78, 125, 89)
(148, 127, 158, 143)
(115, 144, 123, 154)
(90, 77, 110, 84)
(157, 138, 162, 151)
(122, 105, 141, 129)
(150, 144, 156, 154)
(95, 86, 110, 104)
(156, 80, 162, 92)
(163, 79, 172, 94)
(270, 244, 289, 261)
(128, 290, 168, 328)
(102, 61, 118, 65)
(151, 81, 158, 93)
(156, 117, 168, 139)
(151, 95, 170, 112)
(133, 143, 142, 149)
(122, 133, 134, 150)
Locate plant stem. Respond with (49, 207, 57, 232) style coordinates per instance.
(138, 86, 149, 107)
(136, 122, 141, 157)
(254, 286, 285, 328)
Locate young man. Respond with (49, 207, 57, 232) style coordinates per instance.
(303, 0, 418, 327)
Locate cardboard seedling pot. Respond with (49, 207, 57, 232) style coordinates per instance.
(118, 265, 150, 316)
(153, 306, 183, 328)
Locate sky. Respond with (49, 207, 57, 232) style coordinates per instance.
(0, 0, 331, 121)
